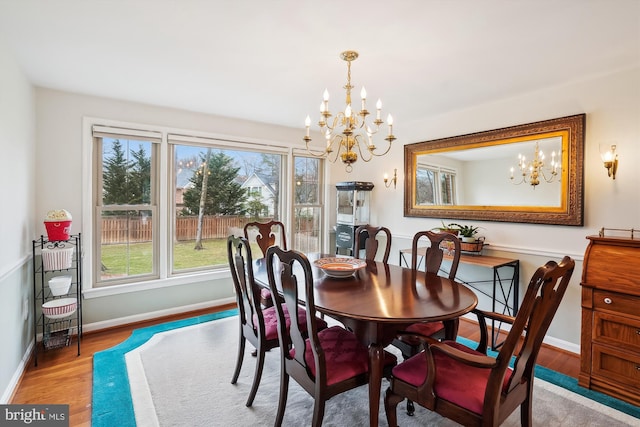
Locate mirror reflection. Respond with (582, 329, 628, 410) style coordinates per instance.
(404, 114, 585, 225)
(415, 135, 564, 208)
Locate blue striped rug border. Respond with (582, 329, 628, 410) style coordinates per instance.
(91, 308, 238, 427)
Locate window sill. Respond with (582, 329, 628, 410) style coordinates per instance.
(82, 269, 231, 299)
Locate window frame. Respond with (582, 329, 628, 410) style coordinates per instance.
(83, 118, 307, 297)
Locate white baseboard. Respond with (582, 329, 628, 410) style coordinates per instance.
(543, 335, 580, 355)
(1, 340, 34, 404)
(82, 297, 236, 333)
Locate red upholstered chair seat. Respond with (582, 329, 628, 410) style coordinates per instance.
(256, 305, 328, 341)
(399, 322, 445, 345)
(392, 340, 512, 415)
(293, 326, 397, 386)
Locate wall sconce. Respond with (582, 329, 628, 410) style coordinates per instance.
(383, 168, 397, 189)
(599, 144, 618, 179)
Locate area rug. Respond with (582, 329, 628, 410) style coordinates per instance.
(93, 312, 640, 427)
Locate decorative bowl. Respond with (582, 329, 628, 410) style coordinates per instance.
(48, 275, 72, 296)
(313, 257, 367, 278)
(42, 297, 77, 319)
(42, 247, 74, 271)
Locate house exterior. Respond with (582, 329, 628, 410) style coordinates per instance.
(240, 172, 278, 217)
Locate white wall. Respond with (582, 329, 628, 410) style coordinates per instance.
(0, 38, 36, 402)
(329, 66, 640, 347)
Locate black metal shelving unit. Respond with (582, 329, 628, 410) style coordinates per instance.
(32, 233, 82, 366)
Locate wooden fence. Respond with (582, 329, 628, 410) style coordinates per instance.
(101, 215, 317, 244)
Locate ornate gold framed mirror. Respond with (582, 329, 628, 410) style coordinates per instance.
(404, 114, 585, 225)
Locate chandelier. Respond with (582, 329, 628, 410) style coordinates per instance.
(303, 51, 396, 172)
(509, 141, 560, 188)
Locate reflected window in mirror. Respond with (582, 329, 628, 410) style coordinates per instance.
(416, 164, 456, 206)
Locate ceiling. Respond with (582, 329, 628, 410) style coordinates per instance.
(0, 1, 638, 135)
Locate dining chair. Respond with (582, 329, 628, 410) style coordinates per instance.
(354, 224, 392, 263)
(391, 230, 462, 415)
(265, 246, 397, 427)
(227, 235, 327, 407)
(384, 256, 575, 427)
(243, 220, 287, 307)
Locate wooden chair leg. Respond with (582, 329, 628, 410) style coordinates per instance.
(521, 392, 533, 427)
(231, 335, 245, 384)
(274, 372, 289, 427)
(311, 397, 326, 427)
(246, 345, 266, 407)
(384, 387, 403, 427)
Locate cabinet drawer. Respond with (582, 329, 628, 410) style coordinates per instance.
(592, 343, 640, 391)
(593, 311, 640, 351)
(593, 290, 640, 318)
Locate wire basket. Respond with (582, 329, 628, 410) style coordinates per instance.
(43, 322, 72, 350)
(460, 237, 486, 254)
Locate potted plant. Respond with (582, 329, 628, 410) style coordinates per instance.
(450, 223, 481, 242)
(432, 221, 460, 235)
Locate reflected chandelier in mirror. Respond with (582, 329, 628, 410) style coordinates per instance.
(404, 114, 585, 225)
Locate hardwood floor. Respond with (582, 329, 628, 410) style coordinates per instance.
(10, 304, 579, 426)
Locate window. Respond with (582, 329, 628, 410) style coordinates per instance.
(90, 122, 306, 290)
(416, 164, 457, 205)
(171, 139, 284, 273)
(292, 155, 323, 253)
(93, 126, 160, 286)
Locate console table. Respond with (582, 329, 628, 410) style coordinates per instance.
(400, 248, 520, 349)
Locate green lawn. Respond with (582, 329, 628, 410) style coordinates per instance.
(101, 238, 260, 276)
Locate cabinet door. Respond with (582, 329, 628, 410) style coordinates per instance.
(593, 311, 640, 352)
(592, 343, 640, 391)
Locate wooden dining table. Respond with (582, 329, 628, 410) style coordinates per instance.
(253, 253, 478, 427)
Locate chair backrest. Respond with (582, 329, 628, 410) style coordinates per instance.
(483, 256, 575, 403)
(354, 225, 392, 263)
(266, 246, 325, 389)
(411, 230, 461, 280)
(227, 235, 264, 338)
(243, 220, 287, 258)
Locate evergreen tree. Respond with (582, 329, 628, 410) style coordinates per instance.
(103, 140, 133, 205)
(182, 151, 248, 215)
(129, 145, 151, 204)
(246, 195, 268, 218)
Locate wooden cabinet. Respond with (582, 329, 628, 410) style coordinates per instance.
(579, 234, 640, 406)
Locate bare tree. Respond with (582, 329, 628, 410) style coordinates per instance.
(194, 148, 212, 250)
